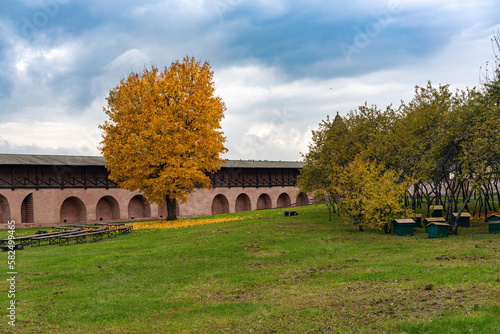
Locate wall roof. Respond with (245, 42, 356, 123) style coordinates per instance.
(0, 154, 304, 169)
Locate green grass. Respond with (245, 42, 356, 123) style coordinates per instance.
(0, 205, 499, 333)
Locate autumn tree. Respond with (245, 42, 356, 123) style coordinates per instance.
(99, 56, 227, 220)
(339, 157, 412, 233)
(299, 104, 400, 220)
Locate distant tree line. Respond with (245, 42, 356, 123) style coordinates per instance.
(299, 32, 500, 234)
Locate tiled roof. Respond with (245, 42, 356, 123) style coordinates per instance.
(0, 154, 106, 166)
(0, 154, 304, 169)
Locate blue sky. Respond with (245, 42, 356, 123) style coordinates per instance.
(0, 0, 499, 161)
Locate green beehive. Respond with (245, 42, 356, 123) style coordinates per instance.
(392, 219, 416, 236)
(430, 205, 443, 218)
(410, 214, 423, 227)
(487, 214, 500, 233)
(425, 217, 450, 238)
(452, 212, 471, 227)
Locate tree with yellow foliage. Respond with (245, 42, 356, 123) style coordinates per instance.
(339, 157, 413, 233)
(99, 56, 227, 220)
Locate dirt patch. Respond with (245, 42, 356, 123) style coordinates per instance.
(253, 250, 291, 257)
(269, 280, 500, 332)
(282, 265, 341, 283)
(185, 281, 263, 303)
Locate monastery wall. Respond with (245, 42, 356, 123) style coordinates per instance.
(0, 185, 308, 228)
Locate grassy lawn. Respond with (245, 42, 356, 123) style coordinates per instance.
(0, 205, 499, 333)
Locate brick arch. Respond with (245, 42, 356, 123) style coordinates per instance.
(277, 192, 291, 208)
(96, 196, 120, 222)
(128, 195, 151, 219)
(235, 193, 251, 212)
(0, 194, 11, 223)
(21, 193, 34, 224)
(296, 192, 309, 206)
(212, 194, 229, 215)
(257, 193, 272, 210)
(60, 196, 87, 224)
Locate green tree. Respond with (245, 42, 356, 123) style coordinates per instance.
(99, 56, 227, 220)
(298, 113, 349, 220)
(447, 89, 500, 233)
(483, 31, 500, 105)
(299, 105, 394, 220)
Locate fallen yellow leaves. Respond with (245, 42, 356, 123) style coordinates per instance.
(133, 216, 245, 230)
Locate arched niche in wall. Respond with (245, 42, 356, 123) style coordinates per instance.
(212, 194, 229, 215)
(21, 193, 34, 224)
(235, 193, 251, 212)
(60, 196, 87, 224)
(257, 193, 272, 210)
(96, 196, 120, 222)
(277, 192, 291, 208)
(296, 192, 309, 206)
(0, 194, 11, 223)
(128, 195, 151, 219)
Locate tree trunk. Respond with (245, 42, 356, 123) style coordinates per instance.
(166, 196, 177, 221)
(453, 189, 474, 235)
(446, 179, 454, 226)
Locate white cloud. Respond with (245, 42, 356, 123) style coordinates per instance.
(0, 120, 101, 156)
(0, 0, 499, 161)
(105, 48, 152, 71)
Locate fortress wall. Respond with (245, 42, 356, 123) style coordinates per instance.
(0, 185, 308, 228)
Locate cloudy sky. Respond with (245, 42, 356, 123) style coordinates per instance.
(0, 0, 499, 161)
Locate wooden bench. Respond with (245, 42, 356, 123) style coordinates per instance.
(71, 224, 101, 231)
(1, 243, 23, 251)
(50, 226, 75, 232)
(117, 225, 133, 234)
(106, 223, 126, 230)
(58, 226, 117, 246)
(58, 233, 88, 245)
(31, 228, 83, 247)
(1, 231, 65, 247)
(1, 236, 33, 246)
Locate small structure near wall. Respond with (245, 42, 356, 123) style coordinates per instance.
(487, 214, 500, 233)
(284, 211, 298, 217)
(424, 217, 450, 238)
(392, 219, 416, 236)
(452, 212, 471, 227)
(409, 213, 422, 228)
(430, 205, 443, 218)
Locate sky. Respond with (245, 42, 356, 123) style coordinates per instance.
(0, 0, 499, 162)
